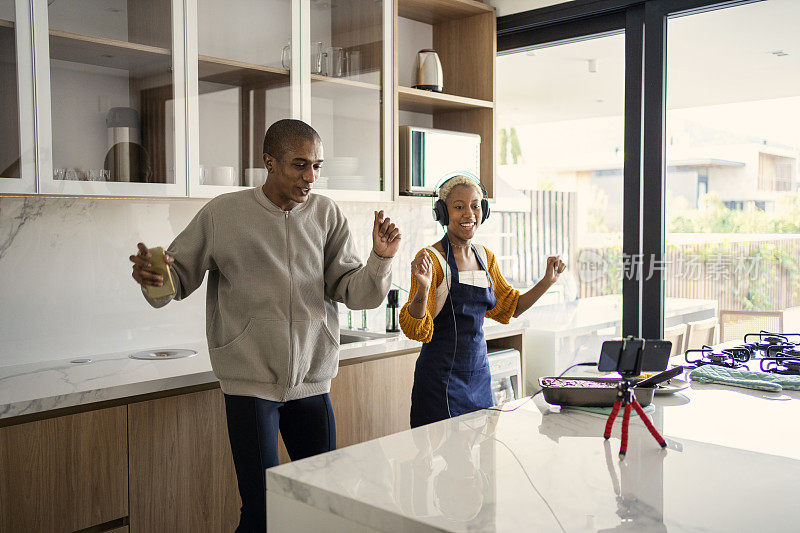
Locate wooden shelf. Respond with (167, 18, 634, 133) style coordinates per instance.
(398, 85, 492, 113)
(311, 74, 380, 91)
(198, 55, 288, 88)
(398, 0, 494, 25)
(311, 74, 381, 102)
(48, 29, 171, 75)
(0, 18, 14, 29)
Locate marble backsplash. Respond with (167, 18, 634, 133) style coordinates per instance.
(0, 193, 452, 367)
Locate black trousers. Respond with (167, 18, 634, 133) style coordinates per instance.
(223, 393, 336, 532)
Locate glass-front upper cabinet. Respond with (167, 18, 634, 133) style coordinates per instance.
(0, 0, 35, 194)
(309, 0, 391, 200)
(186, 0, 291, 197)
(38, 0, 188, 197)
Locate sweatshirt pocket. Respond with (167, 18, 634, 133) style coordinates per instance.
(292, 319, 339, 385)
(208, 317, 289, 386)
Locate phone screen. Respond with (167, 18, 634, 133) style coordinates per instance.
(598, 339, 644, 373)
(598, 339, 671, 373)
(640, 340, 672, 372)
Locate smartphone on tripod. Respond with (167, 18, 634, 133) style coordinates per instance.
(597, 338, 671, 375)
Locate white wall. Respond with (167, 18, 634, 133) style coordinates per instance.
(0, 195, 448, 367)
(0, 196, 207, 367)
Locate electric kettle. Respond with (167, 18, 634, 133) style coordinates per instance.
(413, 49, 443, 92)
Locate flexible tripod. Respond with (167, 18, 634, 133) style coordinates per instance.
(603, 378, 666, 459)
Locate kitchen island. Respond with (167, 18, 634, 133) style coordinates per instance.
(266, 380, 800, 532)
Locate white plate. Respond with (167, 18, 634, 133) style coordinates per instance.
(129, 349, 197, 360)
(653, 378, 690, 395)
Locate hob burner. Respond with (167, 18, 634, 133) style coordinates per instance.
(760, 358, 800, 375)
(685, 345, 749, 370)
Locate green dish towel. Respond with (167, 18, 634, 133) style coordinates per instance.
(564, 404, 655, 415)
(689, 365, 800, 392)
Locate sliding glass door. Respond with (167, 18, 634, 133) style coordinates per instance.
(664, 0, 800, 349)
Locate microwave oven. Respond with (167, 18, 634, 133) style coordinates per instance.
(399, 126, 481, 195)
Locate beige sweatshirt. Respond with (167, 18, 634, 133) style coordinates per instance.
(145, 187, 392, 401)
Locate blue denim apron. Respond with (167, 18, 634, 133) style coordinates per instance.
(410, 235, 497, 428)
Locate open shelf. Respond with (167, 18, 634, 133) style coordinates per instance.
(198, 55, 288, 88)
(398, 85, 492, 113)
(311, 74, 380, 91)
(48, 29, 171, 75)
(0, 18, 13, 29)
(311, 74, 381, 102)
(398, 0, 494, 25)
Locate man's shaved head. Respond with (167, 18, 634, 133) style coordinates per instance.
(263, 119, 321, 160)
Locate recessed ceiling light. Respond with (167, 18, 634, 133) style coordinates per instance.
(770, 50, 788, 57)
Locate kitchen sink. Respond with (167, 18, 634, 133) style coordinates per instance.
(339, 329, 398, 345)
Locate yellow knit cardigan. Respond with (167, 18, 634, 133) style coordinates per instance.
(399, 247, 520, 343)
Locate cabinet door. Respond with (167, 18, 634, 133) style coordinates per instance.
(128, 388, 240, 532)
(0, 0, 35, 194)
(0, 406, 128, 532)
(185, 0, 292, 198)
(36, 0, 189, 197)
(306, 0, 393, 201)
(330, 352, 417, 448)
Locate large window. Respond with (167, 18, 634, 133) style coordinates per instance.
(665, 0, 800, 347)
(500, 0, 800, 366)
(497, 32, 630, 381)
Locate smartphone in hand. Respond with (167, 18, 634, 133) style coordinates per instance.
(144, 246, 176, 299)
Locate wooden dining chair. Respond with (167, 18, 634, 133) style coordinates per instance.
(685, 317, 719, 351)
(719, 310, 783, 342)
(663, 323, 688, 356)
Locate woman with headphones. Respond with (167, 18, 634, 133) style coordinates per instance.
(400, 174, 566, 428)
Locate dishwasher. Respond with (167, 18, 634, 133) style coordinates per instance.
(487, 348, 522, 405)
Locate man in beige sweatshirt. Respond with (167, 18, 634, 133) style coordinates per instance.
(129, 119, 400, 531)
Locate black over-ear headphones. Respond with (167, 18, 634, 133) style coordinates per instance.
(431, 172, 490, 227)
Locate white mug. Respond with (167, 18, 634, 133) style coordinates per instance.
(244, 168, 267, 187)
(209, 166, 236, 186)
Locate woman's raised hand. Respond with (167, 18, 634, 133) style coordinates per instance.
(411, 250, 433, 288)
(543, 255, 566, 285)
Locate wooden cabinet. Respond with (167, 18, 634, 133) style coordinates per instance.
(0, 406, 128, 532)
(1, 0, 496, 200)
(395, 0, 497, 198)
(128, 388, 240, 532)
(277, 350, 418, 463)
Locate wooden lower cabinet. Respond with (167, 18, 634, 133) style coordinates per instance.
(0, 406, 128, 532)
(128, 388, 240, 532)
(278, 351, 419, 462)
(0, 351, 423, 531)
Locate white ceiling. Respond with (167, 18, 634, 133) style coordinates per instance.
(497, 0, 800, 125)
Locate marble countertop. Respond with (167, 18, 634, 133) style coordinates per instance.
(267, 381, 800, 532)
(0, 320, 527, 421)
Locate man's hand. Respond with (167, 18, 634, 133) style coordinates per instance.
(372, 210, 401, 258)
(411, 250, 433, 288)
(542, 255, 566, 286)
(130, 242, 173, 287)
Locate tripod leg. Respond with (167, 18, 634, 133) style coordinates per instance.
(631, 400, 667, 448)
(619, 403, 632, 459)
(604, 400, 622, 439)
